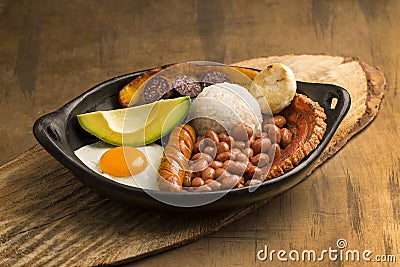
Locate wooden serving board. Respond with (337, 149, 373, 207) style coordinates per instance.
(0, 55, 385, 266)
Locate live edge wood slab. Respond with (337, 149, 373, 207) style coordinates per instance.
(0, 55, 385, 266)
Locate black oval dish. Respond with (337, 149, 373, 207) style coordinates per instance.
(33, 68, 350, 211)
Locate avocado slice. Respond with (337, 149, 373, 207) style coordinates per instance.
(77, 96, 191, 146)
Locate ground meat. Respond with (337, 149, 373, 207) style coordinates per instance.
(144, 77, 171, 103)
(172, 75, 202, 97)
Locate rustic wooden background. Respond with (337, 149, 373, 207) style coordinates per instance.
(0, 0, 398, 266)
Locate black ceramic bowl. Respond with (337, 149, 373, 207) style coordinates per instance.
(33, 68, 350, 211)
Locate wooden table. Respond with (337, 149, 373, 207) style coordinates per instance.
(0, 1, 398, 266)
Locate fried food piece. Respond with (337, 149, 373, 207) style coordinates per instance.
(265, 94, 327, 180)
(250, 63, 297, 114)
(231, 66, 259, 80)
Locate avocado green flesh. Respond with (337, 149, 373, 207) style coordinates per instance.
(77, 96, 191, 146)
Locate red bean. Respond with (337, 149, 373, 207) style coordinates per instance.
(221, 136, 234, 149)
(183, 175, 192, 187)
(222, 160, 232, 169)
(263, 124, 281, 144)
(251, 138, 271, 155)
(190, 158, 208, 172)
(205, 130, 219, 144)
(199, 138, 215, 153)
(201, 167, 215, 180)
(191, 177, 204, 187)
(233, 141, 246, 149)
(280, 128, 292, 148)
(214, 168, 225, 179)
(218, 132, 228, 142)
(216, 151, 232, 162)
(235, 152, 249, 163)
(190, 152, 202, 161)
(244, 125, 253, 139)
(231, 125, 248, 141)
(193, 135, 205, 153)
(231, 148, 242, 156)
(190, 152, 213, 163)
(237, 176, 245, 187)
(216, 142, 230, 155)
(195, 185, 212, 192)
(246, 165, 263, 180)
(268, 143, 281, 160)
(255, 132, 268, 139)
(209, 160, 223, 169)
(242, 147, 254, 158)
(251, 153, 270, 168)
(205, 179, 222, 191)
(203, 146, 216, 157)
(227, 136, 235, 149)
(225, 161, 247, 175)
(245, 179, 262, 187)
(274, 115, 287, 128)
(220, 174, 240, 190)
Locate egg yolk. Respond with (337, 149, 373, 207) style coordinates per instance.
(99, 147, 147, 177)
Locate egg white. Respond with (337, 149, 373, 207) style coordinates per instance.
(74, 141, 163, 190)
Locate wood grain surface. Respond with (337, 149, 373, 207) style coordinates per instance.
(0, 145, 267, 266)
(0, 55, 383, 266)
(0, 0, 399, 266)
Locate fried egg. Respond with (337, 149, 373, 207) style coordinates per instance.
(74, 141, 163, 190)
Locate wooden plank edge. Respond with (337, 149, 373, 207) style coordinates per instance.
(0, 55, 386, 266)
(116, 56, 387, 265)
(317, 56, 386, 164)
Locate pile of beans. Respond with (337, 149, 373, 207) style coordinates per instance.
(184, 115, 293, 192)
